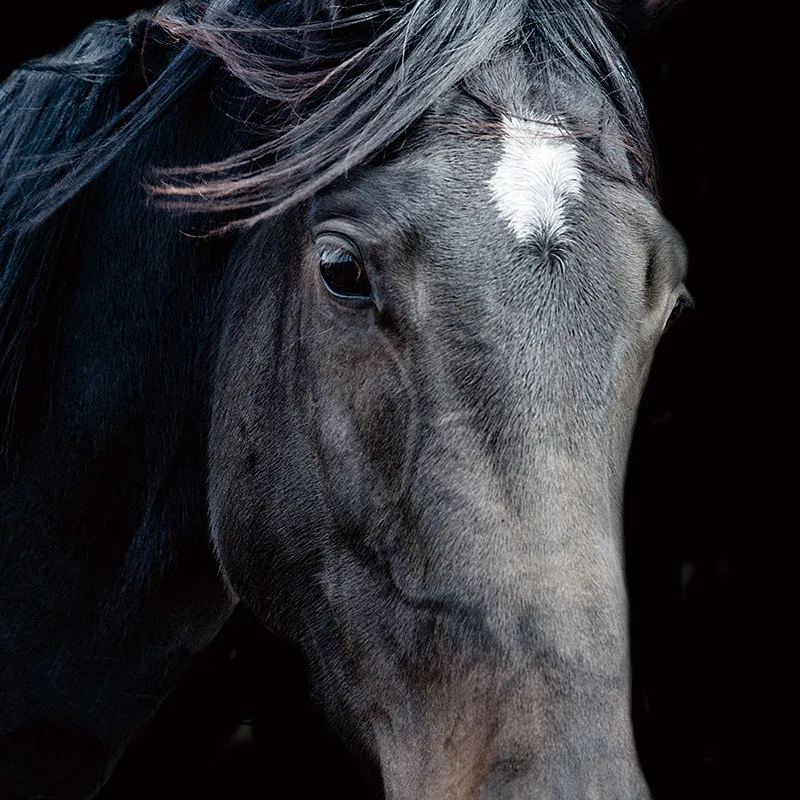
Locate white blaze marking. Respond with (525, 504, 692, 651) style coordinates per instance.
(489, 116, 582, 242)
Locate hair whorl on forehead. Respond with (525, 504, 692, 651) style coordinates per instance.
(152, 0, 656, 228)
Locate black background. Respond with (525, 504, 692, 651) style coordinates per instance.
(1, 2, 772, 798)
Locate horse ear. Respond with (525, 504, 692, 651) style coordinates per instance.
(596, 0, 685, 32)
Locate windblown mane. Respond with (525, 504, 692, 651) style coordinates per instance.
(0, 3, 213, 452)
(0, 0, 655, 452)
(155, 0, 656, 221)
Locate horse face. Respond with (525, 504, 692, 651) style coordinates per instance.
(209, 81, 685, 798)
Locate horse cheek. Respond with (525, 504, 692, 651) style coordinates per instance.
(307, 345, 414, 530)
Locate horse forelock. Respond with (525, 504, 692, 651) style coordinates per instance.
(152, 0, 657, 226)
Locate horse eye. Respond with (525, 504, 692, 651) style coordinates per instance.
(664, 294, 692, 332)
(318, 245, 372, 301)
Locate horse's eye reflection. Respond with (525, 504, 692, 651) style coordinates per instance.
(318, 246, 372, 301)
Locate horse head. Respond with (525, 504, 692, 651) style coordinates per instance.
(203, 2, 686, 796)
(0, 1, 686, 797)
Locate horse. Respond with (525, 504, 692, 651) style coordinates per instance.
(0, 1, 688, 797)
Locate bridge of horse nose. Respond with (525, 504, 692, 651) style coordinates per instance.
(376, 713, 651, 800)
(357, 479, 642, 798)
(375, 712, 652, 800)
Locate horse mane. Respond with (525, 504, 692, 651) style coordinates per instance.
(0, 5, 214, 452)
(0, 0, 655, 454)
